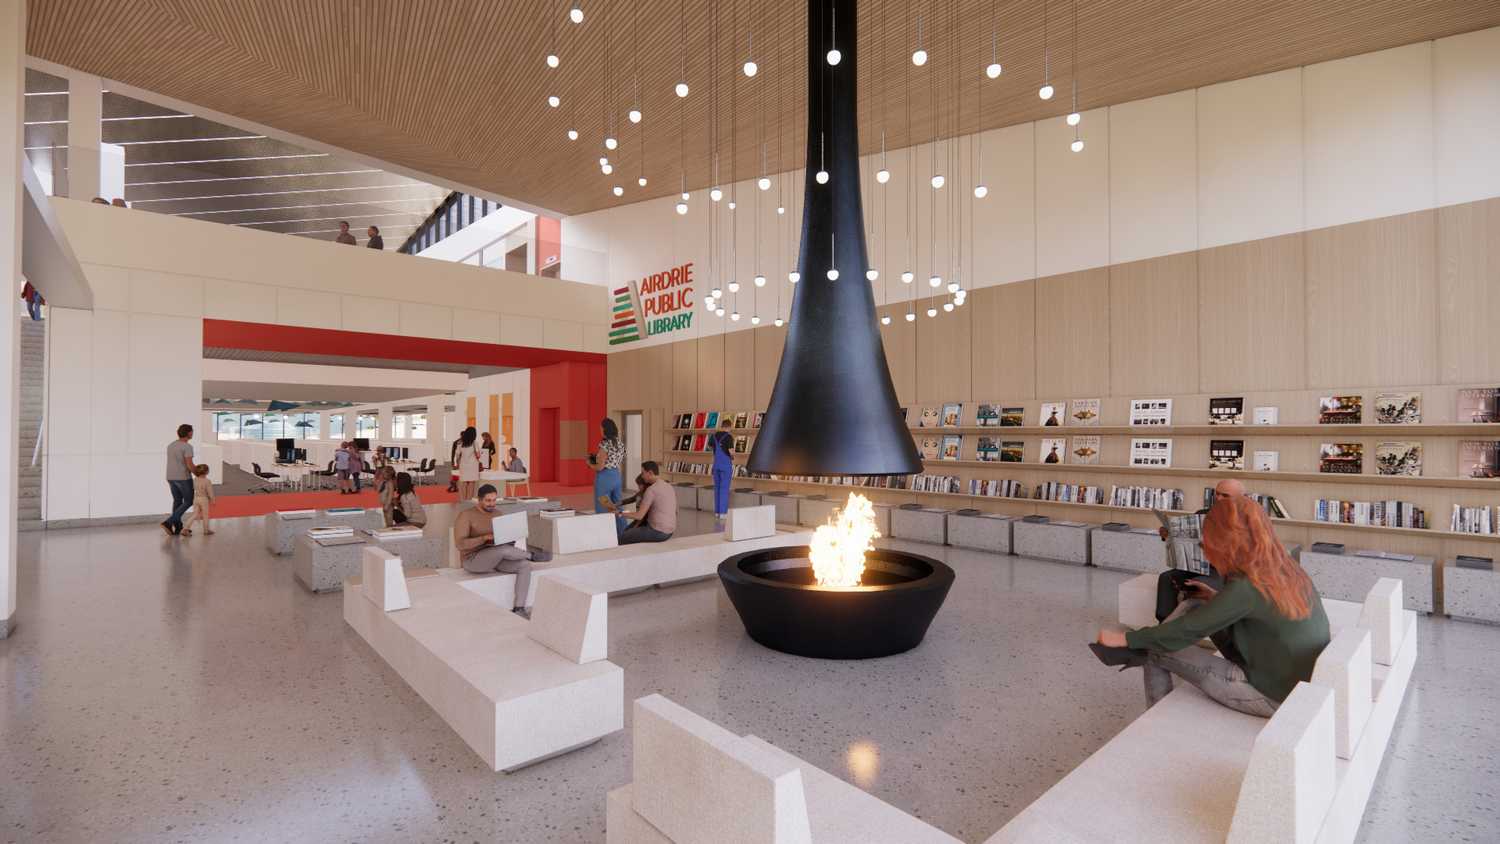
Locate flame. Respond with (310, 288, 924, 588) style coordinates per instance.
(809, 493, 881, 588)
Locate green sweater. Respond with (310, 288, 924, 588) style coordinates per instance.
(1126, 577, 1330, 703)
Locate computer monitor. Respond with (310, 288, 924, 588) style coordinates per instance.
(293, 448, 307, 462)
(354, 438, 371, 451)
(276, 438, 295, 462)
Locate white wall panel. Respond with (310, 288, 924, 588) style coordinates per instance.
(969, 124, 1037, 286)
(543, 319, 584, 351)
(1304, 42, 1436, 229)
(45, 307, 92, 456)
(501, 315, 545, 347)
(88, 310, 129, 456)
(81, 262, 129, 311)
(340, 295, 401, 334)
(128, 269, 203, 318)
(1197, 68, 1305, 248)
(399, 302, 453, 339)
(275, 288, 340, 328)
(203, 278, 276, 324)
(584, 326, 610, 354)
(1036, 107, 1110, 277)
(89, 455, 167, 519)
(1110, 91, 1198, 262)
(44, 455, 91, 521)
(451, 308, 501, 344)
(126, 313, 201, 456)
(1434, 27, 1500, 207)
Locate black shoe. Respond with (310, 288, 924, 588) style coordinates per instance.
(1089, 642, 1149, 670)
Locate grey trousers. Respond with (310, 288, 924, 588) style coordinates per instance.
(462, 544, 532, 609)
(1143, 600, 1279, 718)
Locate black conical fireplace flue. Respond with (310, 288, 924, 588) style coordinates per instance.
(747, 0, 920, 478)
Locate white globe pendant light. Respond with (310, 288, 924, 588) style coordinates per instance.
(826, 268, 839, 281)
(567, 128, 579, 141)
(876, 168, 890, 183)
(743, 60, 758, 77)
(601, 163, 613, 175)
(788, 271, 800, 284)
(604, 136, 618, 150)
(905, 311, 916, 322)
(547, 53, 560, 69)
(730, 311, 741, 322)
(1039, 83, 1054, 100)
(901, 271, 914, 284)
(912, 48, 928, 66)
(865, 268, 879, 281)
(926, 307, 938, 318)
(826, 48, 842, 66)
(728, 280, 741, 293)
(880, 314, 891, 325)
(753, 274, 766, 287)
(930, 173, 945, 189)
(758, 176, 771, 190)
(986, 61, 1002, 78)
(974, 184, 989, 198)
(637, 176, 647, 187)
(928, 274, 942, 288)
(612, 185, 623, 196)
(750, 315, 761, 325)
(710, 187, 723, 202)
(675, 201, 688, 215)
(776, 205, 785, 215)
(716, 307, 725, 317)
(815, 169, 829, 184)
(568, 2, 583, 24)
(547, 95, 560, 108)
(1071, 137, 1085, 153)
(711, 287, 722, 299)
(1067, 111, 1081, 126)
(943, 302, 954, 312)
(774, 317, 784, 327)
(947, 280, 960, 293)
(675, 81, 689, 98)
(727, 200, 736, 210)
(628, 107, 642, 124)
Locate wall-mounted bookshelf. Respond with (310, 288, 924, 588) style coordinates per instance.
(904, 424, 1500, 437)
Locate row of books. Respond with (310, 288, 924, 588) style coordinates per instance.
(1314, 499, 1428, 529)
(672, 411, 765, 430)
(1249, 493, 1293, 520)
(1451, 505, 1498, 535)
(1035, 482, 1104, 505)
(671, 433, 751, 453)
(911, 474, 962, 494)
(970, 479, 1026, 498)
(1109, 486, 1186, 511)
(901, 387, 1500, 428)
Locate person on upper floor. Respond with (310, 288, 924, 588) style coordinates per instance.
(335, 220, 357, 245)
(480, 432, 498, 470)
(366, 225, 384, 250)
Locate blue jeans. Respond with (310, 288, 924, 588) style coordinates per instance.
(594, 467, 621, 513)
(619, 524, 671, 545)
(711, 467, 732, 515)
(165, 480, 194, 531)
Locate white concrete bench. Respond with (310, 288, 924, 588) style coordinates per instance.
(263, 507, 382, 556)
(343, 568, 623, 772)
(946, 511, 1014, 554)
(1119, 572, 1374, 634)
(529, 511, 619, 555)
(890, 505, 950, 544)
(606, 694, 962, 843)
(797, 495, 893, 536)
(1012, 519, 1093, 565)
(998, 577, 1418, 843)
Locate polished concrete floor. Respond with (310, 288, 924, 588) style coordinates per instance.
(2, 501, 1497, 843)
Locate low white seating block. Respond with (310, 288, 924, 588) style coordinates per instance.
(528, 576, 607, 664)
(730, 489, 764, 508)
(727, 506, 777, 541)
(343, 574, 623, 772)
(1227, 682, 1337, 844)
(1117, 573, 1159, 629)
(442, 568, 517, 611)
(1443, 563, 1500, 624)
(361, 547, 410, 612)
(671, 483, 698, 511)
(1090, 527, 1164, 573)
(946, 512, 1014, 554)
(1299, 548, 1433, 612)
(1311, 628, 1373, 760)
(531, 511, 619, 555)
(760, 493, 801, 525)
(890, 507, 949, 545)
(1012, 520, 1093, 565)
(610, 695, 960, 844)
(797, 496, 837, 528)
(695, 485, 717, 512)
(1358, 579, 1404, 666)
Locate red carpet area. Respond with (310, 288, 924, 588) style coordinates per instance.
(209, 482, 593, 518)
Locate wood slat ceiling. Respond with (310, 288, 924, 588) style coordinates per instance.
(27, 1, 1500, 217)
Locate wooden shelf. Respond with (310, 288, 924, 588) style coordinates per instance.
(904, 423, 1500, 437)
(667, 427, 760, 434)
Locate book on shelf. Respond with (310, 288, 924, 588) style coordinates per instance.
(911, 473, 962, 494)
(940, 435, 962, 461)
(1209, 396, 1245, 425)
(1310, 542, 1346, 554)
(752, 411, 765, 428)
(918, 406, 941, 428)
(1456, 554, 1495, 570)
(1253, 406, 1279, 425)
(693, 411, 707, 428)
(1459, 440, 1500, 479)
(1374, 392, 1421, 424)
(1209, 440, 1245, 471)
(920, 436, 941, 460)
(969, 478, 1026, 498)
(1249, 493, 1291, 520)
(1319, 442, 1364, 474)
(680, 412, 695, 429)
(1000, 441, 1025, 463)
(1318, 395, 1363, 424)
(1039, 402, 1066, 427)
(999, 406, 1025, 427)
(1130, 438, 1173, 468)
(1314, 498, 1426, 529)
(976, 436, 1001, 462)
(719, 412, 734, 429)
(941, 402, 963, 427)
(1035, 481, 1104, 504)
(976, 404, 1001, 426)
(1069, 398, 1101, 426)
(734, 435, 749, 454)
(704, 411, 719, 429)
(1129, 398, 1173, 426)
(1458, 387, 1500, 424)
(692, 434, 707, 452)
(733, 412, 749, 429)
(1374, 441, 1423, 477)
(1111, 485, 1184, 510)
(1070, 435, 1101, 465)
(1040, 437, 1067, 464)
(1253, 450, 1279, 472)
(1450, 506, 1496, 535)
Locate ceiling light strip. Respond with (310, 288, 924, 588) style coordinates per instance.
(113, 134, 266, 145)
(131, 182, 437, 203)
(176, 197, 438, 216)
(128, 169, 381, 187)
(125, 153, 329, 167)
(236, 211, 427, 227)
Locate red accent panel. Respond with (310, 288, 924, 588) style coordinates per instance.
(530, 359, 608, 488)
(202, 319, 604, 369)
(537, 215, 562, 271)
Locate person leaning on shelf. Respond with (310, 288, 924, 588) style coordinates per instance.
(1092, 493, 1331, 717)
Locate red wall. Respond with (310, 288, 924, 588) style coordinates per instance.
(530, 360, 608, 487)
(536, 216, 562, 273)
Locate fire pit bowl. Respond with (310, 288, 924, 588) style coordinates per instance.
(718, 546, 955, 659)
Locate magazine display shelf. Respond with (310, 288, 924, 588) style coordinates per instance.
(906, 423, 1500, 437)
(925, 460, 1500, 490)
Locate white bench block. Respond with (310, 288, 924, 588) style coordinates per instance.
(1012, 521, 1093, 565)
(1299, 550, 1432, 612)
(607, 784, 671, 843)
(528, 577, 608, 664)
(1443, 564, 1500, 623)
(890, 507, 949, 544)
(695, 485, 718, 512)
(361, 547, 411, 612)
(1227, 682, 1336, 844)
(446, 570, 518, 610)
(1311, 627, 1373, 761)
(947, 512, 1014, 554)
(728, 506, 777, 541)
(672, 483, 698, 511)
(1358, 578, 1405, 667)
(761, 493, 801, 525)
(796, 496, 838, 528)
(632, 695, 813, 844)
(1090, 527, 1164, 573)
(731, 489, 764, 508)
(531, 511, 619, 555)
(1118, 573, 1159, 629)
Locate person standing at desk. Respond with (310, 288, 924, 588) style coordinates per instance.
(710, 430, 734, 529)
(589, 418, 624, 514)
(480, 432, 499, 470)
(456, 427, 484, 502)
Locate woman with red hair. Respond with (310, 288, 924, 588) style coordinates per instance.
(1095, 495, 1330, 716)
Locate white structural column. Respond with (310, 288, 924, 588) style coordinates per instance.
(1, 0, 25, 637)
(64, 71, 102, 200)
(426, 398, 446, 452)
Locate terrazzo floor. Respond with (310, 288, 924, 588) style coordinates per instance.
(2, 500, 1497, 843)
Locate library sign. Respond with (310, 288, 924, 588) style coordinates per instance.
(609, 261, 695, 345)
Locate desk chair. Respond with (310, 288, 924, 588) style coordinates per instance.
(414, 458, 435, 485)
(312, 460, 338, 490)
(250, 462, 284, 493)
(504, 473, 532, 497)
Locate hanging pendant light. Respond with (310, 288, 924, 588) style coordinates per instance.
(1039, 1, 1053, 99)
(547, 53, 560, 69)
(568, 1, 583, 24)
(612, 185, 623, 196)
(912, 13, 927, 65)
(788, 271, 800, 284)
(866, 269, 879, 281)
(754, 274, 766, 287)
(880, 315, 892, 325)
(547, 95, 561, 108)
(567, 128, 579, 141)
(905, 311, 916, 321)
(774, 317, 784, 327)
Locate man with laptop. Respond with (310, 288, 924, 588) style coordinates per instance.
(453, 485, 539, 617)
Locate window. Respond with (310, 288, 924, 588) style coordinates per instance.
(392, 414, 407, 440)
(329, 413, 345, 439)
(290, 411, 320, 439)
(213, 412, 241, 440)
(356, 413, 379, 440)
(240, 413, 264, 440)
(262, 413, 286, 440)
(409, 413, 427, 440)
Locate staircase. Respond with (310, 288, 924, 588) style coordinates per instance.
(17, 316, 45, 530)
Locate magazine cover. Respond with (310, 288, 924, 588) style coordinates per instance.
(1374, 393, 1421, 424)
(976, 404, 1001, 427)
(1253, 451, 1279, 471)
(1253, 406, 1279, 425)
(1375, 441, 1422, 476)
(941, 403, 963, 427)
(920, 436, 941, 460)
(976, 436, 1001, 461)
(692, 434, 707, 451)
(1209, 439, 1245, 470)
(1209, 397, 1245, 425)
(1039, 402, 1066, 427)
(940, 434, 962, 461)
(752, 411, 765, 428)
(1000, 441, 1025, 462)
(1129, 399, 1173, 426)
(918, 406, 941, 428)
(1069, 399, 1101, 426)
(704, 411, 720, 429)
(1318, 395, 1363, 424)
(1039, 437, 1067, 464)
(1459, 440, 1500, 479)
(1458, 388, 1500, 423)
(734, 412, 749, 429)
(1000, 407, 1025, 426)
(719, 412, 735, 429)
(1319, 442, 1364, 474)
(734, 435, 749, 454)
(1070, 435, 1101, 464)
(1130, 438, 1174, 467)
(693, 411, 707, 428)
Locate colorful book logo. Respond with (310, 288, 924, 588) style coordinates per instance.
(609, 282, 644, 345)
